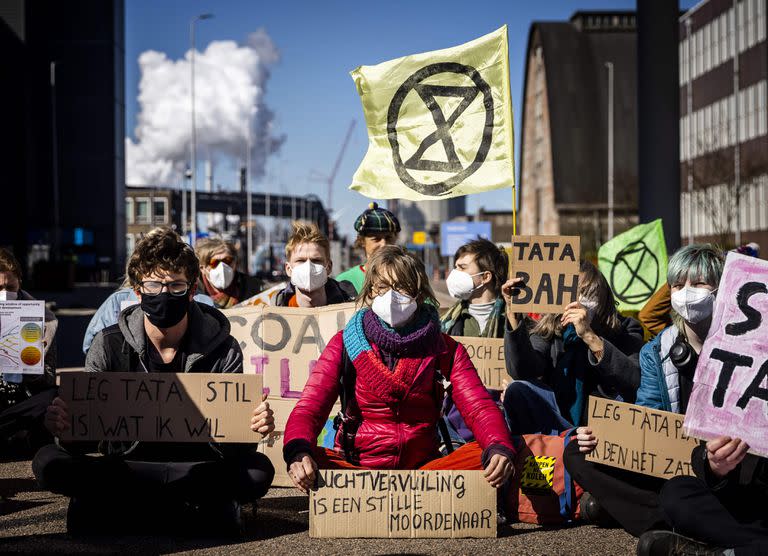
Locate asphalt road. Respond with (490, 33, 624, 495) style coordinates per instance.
(0, 460, 638, 555)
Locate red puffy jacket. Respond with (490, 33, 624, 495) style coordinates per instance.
(284, 331, 515, 469)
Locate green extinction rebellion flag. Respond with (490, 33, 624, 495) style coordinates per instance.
(598, 220, 668, 312)
(348, 26, 514, 201)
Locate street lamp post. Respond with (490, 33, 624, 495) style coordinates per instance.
(605, 61, 615, 241)
(189, 12, 213, 244)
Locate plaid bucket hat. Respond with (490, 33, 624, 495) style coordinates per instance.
(353, 202, 401, 236)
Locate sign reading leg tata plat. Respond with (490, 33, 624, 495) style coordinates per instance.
(0, 300, 45, 375)
(684, 253, 768, 457)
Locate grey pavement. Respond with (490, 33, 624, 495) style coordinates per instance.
(0, 459, 638, 555)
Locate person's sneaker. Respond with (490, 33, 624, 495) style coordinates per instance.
(637, 530, 725, 556)
(580, 492, 619, 528)
(178, 498, 243, 538)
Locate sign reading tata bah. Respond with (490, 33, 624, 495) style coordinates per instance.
(684, 253, 768, 457)
(507, 236, 581, 313)
(440, 222, 492, 257)
(349, 26, 515, 201)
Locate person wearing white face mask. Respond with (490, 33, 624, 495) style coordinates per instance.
(283, 245, 516, 494)
(441, 238, 509, 338)
(195, 238, 263, 309)
(564, 244, 726, 541)
(274, 221, 356, 308)
(0, 248, 59, 456)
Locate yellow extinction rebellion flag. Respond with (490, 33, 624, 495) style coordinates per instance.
(349, 26, 514, 201)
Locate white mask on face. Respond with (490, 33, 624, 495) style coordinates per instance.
(290, 261, 328, 292)
(372, 289, 417, 328)
(0, 290, 18, 301)
(209, 262, 235, 290)
(579, 297, 599, 321)
(446, 269, 486, 300)
(670, 286, 716, 324)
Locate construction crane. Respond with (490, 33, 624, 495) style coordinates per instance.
(311, 119, 356, 214)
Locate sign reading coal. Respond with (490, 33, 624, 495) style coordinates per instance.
(507, 235, 580, 313)
(58, 372, 262, 443)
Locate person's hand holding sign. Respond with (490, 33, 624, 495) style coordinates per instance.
(289, 452, 318, 494)
(44, 397, 70, 436)
(561, 301, 605, 361)
(483, 453, 514, 488)
(706, 436, 750, 479)
(250, 394, 275, 437)
(574, 426, 597, 453)
(501, 277, 526, 330)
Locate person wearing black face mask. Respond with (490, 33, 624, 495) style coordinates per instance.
(32, 228, 276, 537)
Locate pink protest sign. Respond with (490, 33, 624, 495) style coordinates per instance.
(684, 253, 768, 457)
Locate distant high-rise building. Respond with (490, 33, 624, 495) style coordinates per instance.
(679, 0, 767, 248)
(0, 0, 125, 283)
(519, 12, 639, 257)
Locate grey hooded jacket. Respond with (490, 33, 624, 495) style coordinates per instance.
(85, 301, 243, 374)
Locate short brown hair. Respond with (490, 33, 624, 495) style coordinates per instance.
(0, 248, 22, 281)
(195, 237, 237, 267)
(285, 221, 330, 261)
(359, 245, 437, 308)
(353, 232, 397, 251)
(126, 227, 199, 286)
(454, 238, 509, 295)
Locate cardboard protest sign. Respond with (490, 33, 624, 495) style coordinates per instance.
(0, 300, 45, 375)
(507, 235, 580, 313)
(310, 469, 495, 538)
(227, 302, 356, 485)
(684, 253, 768, 457)
(58, 372, 262, 443)
(598, 219, 667, 312)
(452, 336, 506, 390)
(586, 397, 698, 479)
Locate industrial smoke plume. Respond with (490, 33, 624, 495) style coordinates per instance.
(126, 28, 285, 186)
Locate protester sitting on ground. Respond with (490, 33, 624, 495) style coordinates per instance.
(335, 202, 400, 294)
(440, 238, 508, 448)
(501, 260, 644, 435)
(0, 248, 58, 456)
(283, 245, 515, 494)
(275, 221, 356, 307)
(195, 237, 263, 309)
(639, 439, 768, 555)
(33, 227, 275, 537)
(563, 244, 724, 538)
(82, 276, 214, 355)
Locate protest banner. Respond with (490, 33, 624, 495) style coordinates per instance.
(58, 372, 262, 443)
(507, 235, 580, 313)
(598, 219, 667, 312)
(233, 282, 286, 308)
(684, 253, 768, 457)
(586, 397, 698, 479)
(451, 336, 506, 390)
(349, 26, 514, 201)
(310, 469, 495, 538)
(227, 302, 355, 485)
(0, 300, 45, 375)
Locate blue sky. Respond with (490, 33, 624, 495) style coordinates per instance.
(125, 0, 693, 238)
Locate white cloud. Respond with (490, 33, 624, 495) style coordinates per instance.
(126, 28, 284, 185)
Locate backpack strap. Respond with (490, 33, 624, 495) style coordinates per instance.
(333, 346, 360, 465)
(436, 336, 458, 454)
(559, 427, 578, 521)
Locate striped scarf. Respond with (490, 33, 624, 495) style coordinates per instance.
(342, 306, 442, 404)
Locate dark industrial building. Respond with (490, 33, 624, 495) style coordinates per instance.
(519, 12, 639, 257)
(0, 0, 125, 285)
(679, 0, 767, 249)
